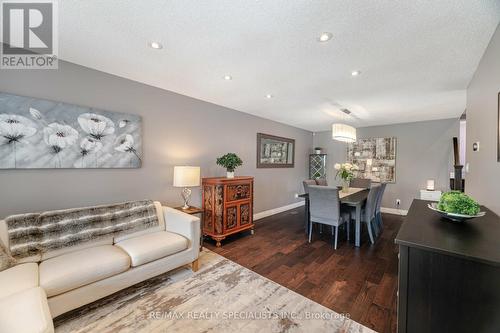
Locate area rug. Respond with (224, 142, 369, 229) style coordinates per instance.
(55, 249, 375, 333)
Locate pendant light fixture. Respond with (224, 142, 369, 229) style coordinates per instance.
(331, 123, 357, 142)
(332, 109, 357, 143)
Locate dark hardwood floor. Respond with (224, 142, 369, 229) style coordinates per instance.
(205, 207, 403, 333)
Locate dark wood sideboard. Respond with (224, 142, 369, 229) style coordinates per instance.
(395, 199, 500, 333)
(202, 176, 254, 247)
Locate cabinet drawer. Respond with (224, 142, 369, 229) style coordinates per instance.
(226, 183, 252, 202)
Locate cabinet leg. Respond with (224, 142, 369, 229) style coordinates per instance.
(250, 228, 255, 235)
(213, 236, 225, 247)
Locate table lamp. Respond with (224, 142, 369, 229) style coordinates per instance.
(173, 166, 200, 209)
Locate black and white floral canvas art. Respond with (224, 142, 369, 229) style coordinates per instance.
(0, 92, 142, 169)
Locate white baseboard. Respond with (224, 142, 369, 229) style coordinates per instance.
(381, 207, 408, 216)
(253, 201, 305, 221)
(252, 203, 405, 221)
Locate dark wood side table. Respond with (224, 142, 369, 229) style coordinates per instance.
(174, 206, 204, 250)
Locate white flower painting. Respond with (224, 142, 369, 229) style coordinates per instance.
(0, 92, 142, 169)
(78, 113, 115, 140)
(0, 114, 37, 168)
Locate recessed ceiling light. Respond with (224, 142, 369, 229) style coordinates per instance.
(266, 94, 273, 99)
(224, 75, 232, 80)
(318, 32, 333, 42)
(149, 41, 163, 49)
(351, 70, 361, 76)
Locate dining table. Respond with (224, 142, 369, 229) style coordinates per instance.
(298, 187, 369, 247)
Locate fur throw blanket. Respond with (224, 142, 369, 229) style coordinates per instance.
(6, 200, 159, 259)
(0, 241, 16, 271)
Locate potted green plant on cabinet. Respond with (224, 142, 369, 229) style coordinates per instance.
(216, 153, 243, 178)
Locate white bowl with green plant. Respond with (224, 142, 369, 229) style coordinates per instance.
(428, 191, 485, 222)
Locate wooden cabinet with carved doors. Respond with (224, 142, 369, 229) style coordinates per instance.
(202, 176, 254, 247)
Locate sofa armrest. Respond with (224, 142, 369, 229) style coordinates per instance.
(163, 207, 200, 251)
(0, 287, 54, 333)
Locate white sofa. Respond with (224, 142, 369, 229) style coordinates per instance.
(0, 201, 200, 333)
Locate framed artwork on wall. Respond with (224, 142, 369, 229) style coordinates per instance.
(0, 91, 142, 169)
(256, 133, 295, 168)
(347, 137, 397, 183)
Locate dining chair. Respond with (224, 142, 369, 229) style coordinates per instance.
(302, 179, 317, 193)
(302, 179, 317, 233)
(350, 178, 372, 189)
(315, 178, 328, 186)
(361, 184, 381, 244)
(374, 183, 387, 233)
(307, 185, 349, 249)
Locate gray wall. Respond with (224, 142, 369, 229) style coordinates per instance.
(313, 118, 459, 210)
(466, 24, 500, 215)
(0, 61, 312, 218)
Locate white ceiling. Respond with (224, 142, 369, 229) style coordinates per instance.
(56, 0, 499, 131)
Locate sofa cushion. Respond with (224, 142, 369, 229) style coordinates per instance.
(0, 287, 53, 333)
(40, 245, 130, 297)
(0, 263, 38, 299)
(41, 238, 113, 261)
(115, 231, 188, 267)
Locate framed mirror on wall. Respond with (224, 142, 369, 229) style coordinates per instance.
(256, 133, 295, 168)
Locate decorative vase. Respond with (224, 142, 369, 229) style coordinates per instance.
(227, 171, 235, 179)
(342, 180, 350, 193)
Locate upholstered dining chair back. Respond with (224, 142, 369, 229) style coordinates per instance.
(364, 184, 381, 222)
(307, 185, 342, 227)
(302, 179, 317, 193)
(350, 178, 372, 189)
(315, 178, 328, 186)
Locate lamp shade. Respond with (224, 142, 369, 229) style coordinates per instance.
(332, 123, 357, 143)
(173, 166, 200, 187)
(426, 179, 435, 191)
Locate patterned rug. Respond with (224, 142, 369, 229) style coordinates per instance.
(55, 249, 375, 333)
